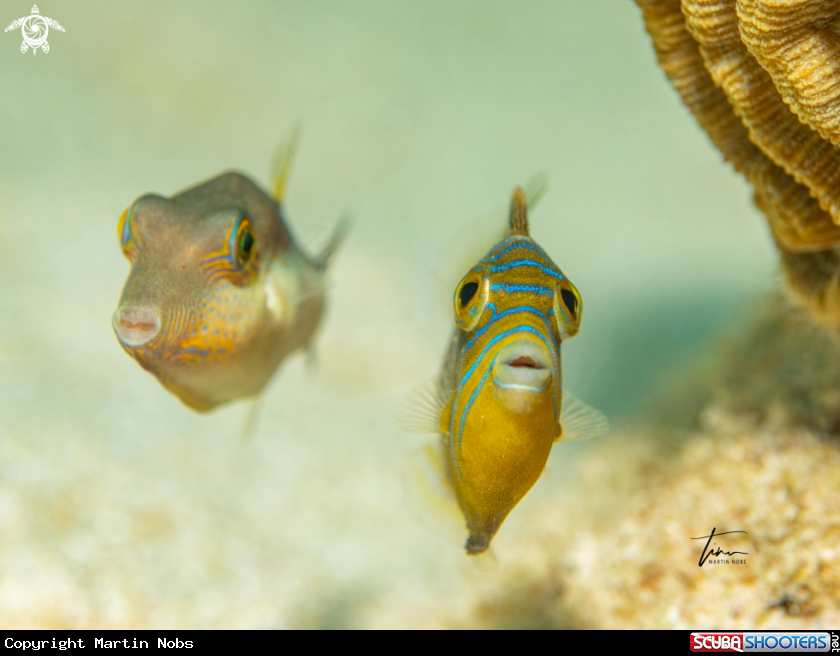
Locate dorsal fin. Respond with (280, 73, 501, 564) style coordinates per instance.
(509, 186, 529, 236)
(523, 173, 548, 212)
(270, 124, 301, 202)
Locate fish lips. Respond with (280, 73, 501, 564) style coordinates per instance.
(492, 340, 552, 392)
(112, 308, 161, 349)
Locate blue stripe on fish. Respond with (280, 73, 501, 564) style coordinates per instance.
(487, 241, 551, 263)
(228, 214, 247, 257)
(488, 259, 564, 279)
(464, 304, 552, 351)
(203, 255, 233, 265)
(490, 283, 554, 296)
(177, 346, 212, 356)
(121, 206, 134, 247)
(450, 363, 493, 478)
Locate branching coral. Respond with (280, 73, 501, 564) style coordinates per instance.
(636, 0, 840, 327)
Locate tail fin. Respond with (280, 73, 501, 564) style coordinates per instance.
(271, 123, 302, 202)
(314, 216, 351, 272)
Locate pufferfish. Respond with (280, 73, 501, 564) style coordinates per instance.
(113, 133, 346, 411)
(401, 186, 607, 555)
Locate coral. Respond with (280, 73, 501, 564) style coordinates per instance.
(684, 0, 840, 221)
(738, 0, 840, 148)
(635, 0, 840, 327)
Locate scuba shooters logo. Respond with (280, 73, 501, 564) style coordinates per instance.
(690, 633, 835, 652)
(4, 5, 64, 54)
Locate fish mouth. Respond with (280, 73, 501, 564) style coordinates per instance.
(493, 341, 552, 391)
(112, 308, 161, 348)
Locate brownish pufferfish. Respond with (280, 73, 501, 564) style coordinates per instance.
(112, 134, 346, 411)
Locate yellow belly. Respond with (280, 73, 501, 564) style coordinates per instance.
(448, 385, 556, 554)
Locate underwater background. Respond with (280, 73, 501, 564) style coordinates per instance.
(3, 0, 836, 628)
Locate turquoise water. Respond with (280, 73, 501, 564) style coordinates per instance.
(0, 1, 776, 627)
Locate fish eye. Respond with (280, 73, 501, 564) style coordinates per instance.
(234, 219, 256, 267)
(454, 269, 489, 332)
(239, 228, 254, 261)
(553, 279, 582, 340)
(459, 282, 478, 307)
(561, 288, 578, 318)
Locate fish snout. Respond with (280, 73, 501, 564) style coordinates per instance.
(493, 341, 552, 391)
(113, 308, 161, 348)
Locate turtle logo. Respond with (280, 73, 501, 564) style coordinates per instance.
(4, 5, 64, 55)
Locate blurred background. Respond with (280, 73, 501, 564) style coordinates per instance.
(0, 0, 779, 627)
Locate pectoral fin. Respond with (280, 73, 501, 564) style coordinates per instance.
(398, 378, 450, 435)
(241, 394, 264, 443)
(556, 391, 609, 442)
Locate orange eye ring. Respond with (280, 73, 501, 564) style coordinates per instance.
(232, 217, 256, 268)
(117, 207, 130, 247)
(454, 267, 489, 332)
(117, 204, 139, 262)
(553, 278, 582, 340)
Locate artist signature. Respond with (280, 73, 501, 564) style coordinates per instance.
(690, 527, 748, 567)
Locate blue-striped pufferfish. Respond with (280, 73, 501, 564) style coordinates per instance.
(113, 134, 346, 411)
(402, 186, 607, 555)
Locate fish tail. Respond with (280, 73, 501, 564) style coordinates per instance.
(271, 123, 302, 202)
(314, 216, 351, 272)
(465, 531, 492, 556)
(465, 514, 504, 555)
(509, 186, 530, 236)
